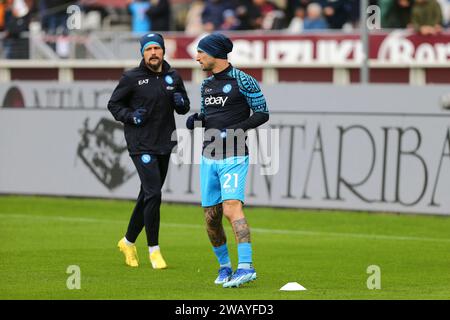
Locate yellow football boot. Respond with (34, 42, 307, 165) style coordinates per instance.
(117, 238, 139, 267)
(149, 249, 167, 269)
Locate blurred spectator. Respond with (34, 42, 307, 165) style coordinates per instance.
(4, 0, 33, 59)
(233, 0, 253, 30)
(437, 0, 450, 26)
(321, 0, 352, 29)
(303, 2, 328, 30)
(39, 0, 76, 59)
(286, 0, 378, 30)
(286, 0, 316, 32)
(127, 0, 151, 33)
(221, 8, 239, 30)
(40, 0, 75, 35)
(201, 0, 232, 31)
(411, 0, 443, 35)
(185, 0, 204, 34)
(295, 0, 316, 13)
(287, 6, 304, 33)
(381, 0, 413, 28)
(284, 0, 300, 26)
(0, 0, 7, 31)
(248, 0, 283, 30)
(146, 0, 170, 31)
(348, 0, 360, 27)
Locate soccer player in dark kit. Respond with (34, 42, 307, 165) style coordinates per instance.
(186, 33, 269, 287)
(108, 33, 190, 269)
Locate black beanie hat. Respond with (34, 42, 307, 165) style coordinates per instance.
(140, 33, 165, 55)
(197, 33, 233, 59)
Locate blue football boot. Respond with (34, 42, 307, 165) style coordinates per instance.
(223, 268, 257, 288)
(214, 266, 233, 285)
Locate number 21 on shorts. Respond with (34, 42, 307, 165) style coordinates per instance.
(223, 173, 238, 189)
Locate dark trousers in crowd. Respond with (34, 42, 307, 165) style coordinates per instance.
(125, 154, 170, 247)
(4, 38, 29, 59)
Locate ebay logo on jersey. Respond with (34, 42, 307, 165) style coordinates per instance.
(205, 95, 228, 107)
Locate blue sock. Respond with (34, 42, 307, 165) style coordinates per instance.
(212, 244, 231, 267)
(237, 242, 253, 269)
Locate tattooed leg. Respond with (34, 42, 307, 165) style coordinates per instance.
(231, 217, 251, 243)
(222, 200, 250, 243)
(204, 203, 226, 247)
(222, 200, 254, 272)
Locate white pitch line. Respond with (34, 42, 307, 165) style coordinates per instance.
(1, 213, 450, 243)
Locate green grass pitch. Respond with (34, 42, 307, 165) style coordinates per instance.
(0, 195, 449, 300)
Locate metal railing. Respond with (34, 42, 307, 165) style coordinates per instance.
(0, 58, 446, 85)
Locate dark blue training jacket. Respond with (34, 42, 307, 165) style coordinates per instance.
(108, 59, 190, 155)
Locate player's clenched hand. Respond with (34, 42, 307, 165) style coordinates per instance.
(129, 108, 147, 126)
(173, 92, 185, 108)
(186, 113, 205, 130)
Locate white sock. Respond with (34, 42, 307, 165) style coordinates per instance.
(123, 237, 134, 246)
(238, 263, 252, 270)
(149, 245, 160, 254)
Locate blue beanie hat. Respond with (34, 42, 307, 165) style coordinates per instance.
(140, 33, 165, 55)
(197, 33, 233, 59)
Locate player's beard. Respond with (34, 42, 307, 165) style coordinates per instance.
(147, 56, 162, 72)
(200, 62, 214, 72)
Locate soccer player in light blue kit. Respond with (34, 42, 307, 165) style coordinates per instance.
(186, 33, 269, 288)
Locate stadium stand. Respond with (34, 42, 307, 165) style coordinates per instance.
(0, 0, 448, 84)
